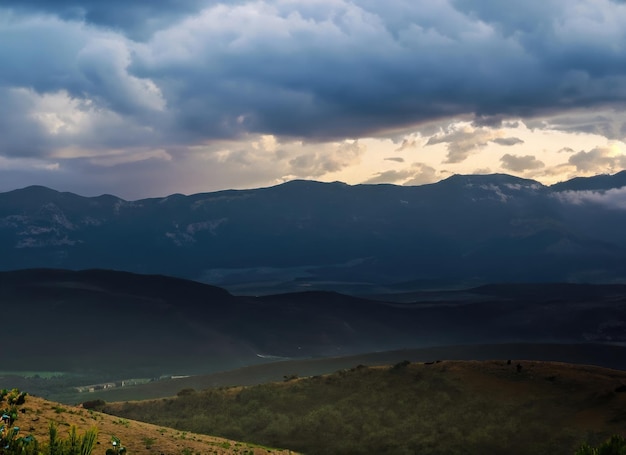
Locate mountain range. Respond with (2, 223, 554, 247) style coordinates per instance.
(2, 171, 626, 294)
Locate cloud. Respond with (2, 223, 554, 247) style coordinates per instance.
(395, 137, 419, 152)
(363, 169, 415, 185)
(492, 137, 524, 146)
(288, 140, 365, 176)
(384, 157, 405, 163)
(500, 154, 546, 172)
(2, 0, 626, 196)
(1, 0, 211, 40)
(202, 136, 366, 190)
(404, 164, 439, 186)
(568, 146, 626, 173)
(472, 114, 507, 128)
(427, 125, 496, 163)
(537, 110, 626, 139)
(4, 0, 626, 148)
(364, 163, 437, 186)
(553, 187, 626, 210)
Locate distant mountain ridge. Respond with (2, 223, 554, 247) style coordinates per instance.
(1, 171, 626, 293)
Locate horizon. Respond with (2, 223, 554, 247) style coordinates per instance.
(3, 169, 622, 201)
(1, 1, 626, 199)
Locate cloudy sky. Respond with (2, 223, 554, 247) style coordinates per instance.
(1, 0, 626, 199)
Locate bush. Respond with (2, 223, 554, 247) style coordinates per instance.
(81, 399, 106, 411)
(177, 388, 196, 397)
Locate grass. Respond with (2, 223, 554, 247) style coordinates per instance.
(103, 360, 626, 455)
(1, 391, 296, 455)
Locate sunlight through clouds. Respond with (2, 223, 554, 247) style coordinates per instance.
(1, 0, 626, 197)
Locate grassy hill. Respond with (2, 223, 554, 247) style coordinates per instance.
(45, 342, 626, 404)
(102, 360, 626, 455)
(1, 390, 294, 455)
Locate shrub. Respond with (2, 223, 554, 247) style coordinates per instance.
(81, 399, 106, 411)
(177, 388, 196, 397)
(575, 435, 626, 455)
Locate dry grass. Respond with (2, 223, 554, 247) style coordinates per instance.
(10, 394, 295, 455)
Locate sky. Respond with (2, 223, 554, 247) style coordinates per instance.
(1, 0, 626, 199)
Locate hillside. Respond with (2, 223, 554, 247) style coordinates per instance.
(1, 390, 294, 455)
(1, 172, 626, 294)
(52, 343, 626, 404)
(2, 269, 626, 386)
(103, 360, 626, 455)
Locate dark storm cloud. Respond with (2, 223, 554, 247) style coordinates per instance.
(2, 0, 626, 163)
(536, 111, 626, 139)
(137, 0, 626, 141)
(472, 115, 507, 128)
(0, 88, 48, 157)
(1, 0, 214, 40)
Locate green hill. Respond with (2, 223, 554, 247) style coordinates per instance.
(103, 360, 626, 455)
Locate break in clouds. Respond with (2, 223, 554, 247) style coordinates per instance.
(1, 0, 626, 197)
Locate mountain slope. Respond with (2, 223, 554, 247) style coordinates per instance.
(1, 172, 626, 293)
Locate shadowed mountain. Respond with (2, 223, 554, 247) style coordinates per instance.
(1, 172, 626, 294)
(550, 170, 626, 191)
(2, 269, 626, 381)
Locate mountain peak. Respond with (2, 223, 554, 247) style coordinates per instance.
(550, 170, 626, 192)
(10, 185, 60, 196)
(440, 173, 542, 187)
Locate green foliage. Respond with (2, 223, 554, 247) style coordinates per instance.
(45, 423, 99, 455)
(6, 390, 27, 406)
(576, 435, 626, 455)
(142, 436, 156, 449)
(112, 418, 129, 428)
(106, 436, 126, 454)
(103, 362, 626, 455)
(81, 400, 105, 411)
